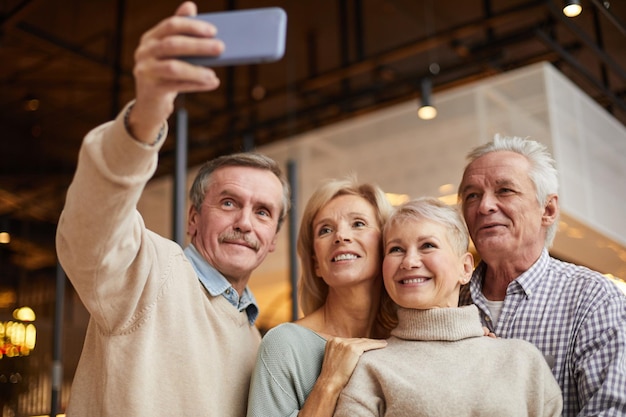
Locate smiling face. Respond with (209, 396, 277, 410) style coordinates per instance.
(312, 194, 383, 289)
(187, 165, 284, 292)
(383, 218, 473, 309)
(459, 151, 557, 266)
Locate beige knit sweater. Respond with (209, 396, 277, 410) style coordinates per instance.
(56, 104, 261, 417)
(335, 306, 563, 417)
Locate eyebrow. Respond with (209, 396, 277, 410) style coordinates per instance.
(315, 211, 371, 224)
(494, 178, 518, 187)
(385, 235, 402, 243)
(218, 189, 279, 213)
(460, 177, 518, 194)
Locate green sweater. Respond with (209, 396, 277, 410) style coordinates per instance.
(335, 306, 563, 417)
(56, 103, 261, 417)
(247, 323, 327, 417)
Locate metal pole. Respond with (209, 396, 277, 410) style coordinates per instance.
(287, 160, 299, 321)
(174, 106, 188, 245)
(50, 262, 65, 416)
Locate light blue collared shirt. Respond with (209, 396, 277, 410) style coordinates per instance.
(184, 244, 259, 325)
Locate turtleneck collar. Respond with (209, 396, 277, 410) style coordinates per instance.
(391, 305, 485, 342)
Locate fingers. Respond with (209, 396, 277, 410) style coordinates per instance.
(133, 47, 221, 91)
(482, 327, 497, 338)
(137, 33, 223, 62)
(326, 336, 387, 357)
(134, 1, 224, 91)
(357, 338, 388, 352)
(175, 1, 198, 17)
(322, 337, 387, 377)
(130, 2, 224, 139)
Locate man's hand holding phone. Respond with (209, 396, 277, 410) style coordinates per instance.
(130, 1, 223, 143)
(128, 2, 287, 144)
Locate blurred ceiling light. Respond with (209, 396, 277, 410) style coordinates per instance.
(417, 77, 437, 120)
(563, 0, 582, 17)
(0, 231, 9, 244)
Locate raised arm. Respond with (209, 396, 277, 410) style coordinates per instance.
(56, 1, 224, 330)
(128, 1, 222, 143)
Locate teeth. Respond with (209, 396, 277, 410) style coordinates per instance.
(402, 278, 427, 284)
(334, 253, 358, 261)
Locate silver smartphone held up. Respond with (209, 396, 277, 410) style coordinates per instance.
(183, 7, 287, 67)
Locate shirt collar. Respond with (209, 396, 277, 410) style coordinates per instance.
(513, 248, 550, 296)
(183, 244, 259, 325)
(470, 248, 550, 298)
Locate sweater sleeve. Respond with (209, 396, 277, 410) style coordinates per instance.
(247, 324, 325, 417)
(56, 102, 170, 333)
(541, 354, 564, 417)
(333, 362, 380, 417)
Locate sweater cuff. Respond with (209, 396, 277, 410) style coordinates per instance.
(123, 102, 166, 148)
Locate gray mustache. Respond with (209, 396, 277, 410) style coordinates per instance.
(219, 231, 260, 251)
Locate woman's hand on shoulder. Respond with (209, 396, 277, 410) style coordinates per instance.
(298, 337, 387, 417)
(318, 337, 387, 389)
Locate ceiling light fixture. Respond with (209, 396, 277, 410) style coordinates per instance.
(563, 0, 582, 17)
(417, 77, 437, 120)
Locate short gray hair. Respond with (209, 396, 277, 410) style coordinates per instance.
(384, 197, 469, 257)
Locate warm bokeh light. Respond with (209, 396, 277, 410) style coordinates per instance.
(25, 98, 40, 111)
(438, 193, 459, 206)
(385, 193, 410, 206)
(605, 274, 626, 295)
(417, 105, 437, 120)
(13, 306, 36, 322)
(438, 183, 455, 195)
(0, 231, 10, 244)
(563, 3, 582, 18)
(1, 307, 37, 359)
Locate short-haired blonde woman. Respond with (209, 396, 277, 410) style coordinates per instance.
(334, 197, 563, 417)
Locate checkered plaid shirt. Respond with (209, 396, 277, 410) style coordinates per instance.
(459, 249, 626, 417)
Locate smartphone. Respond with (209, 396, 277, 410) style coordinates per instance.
(182, 7, 287, 67)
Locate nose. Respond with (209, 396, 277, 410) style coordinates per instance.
(334, 224, 352, 244)
(400, 249, 422, 270)
(233, 207, 253, 233)
(477, 192, 498, 214)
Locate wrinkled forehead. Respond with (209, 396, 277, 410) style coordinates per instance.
(208, 166, 283, 204)
(461, 151, 531, 186)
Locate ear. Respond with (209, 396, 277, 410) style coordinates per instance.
(187, 205, 199, 237)
(542, 194, 559, 227)
(459, 252, 474, 285)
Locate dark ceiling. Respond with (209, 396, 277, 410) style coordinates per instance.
(1, 0, 625, 278)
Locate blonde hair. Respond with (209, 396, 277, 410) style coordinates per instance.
(297, 176, 397, 332)
(384, 197, 469, 256)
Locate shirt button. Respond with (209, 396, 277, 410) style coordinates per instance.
(484, 316, 491, 322)
(225, 289, 231, 295)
